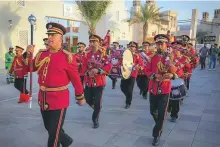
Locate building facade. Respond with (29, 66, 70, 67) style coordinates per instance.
(130, 0, 178, 43)
(197, 10, 220, 45)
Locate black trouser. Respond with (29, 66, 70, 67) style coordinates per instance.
(108, 75, 117, 88)
(136, 75, 149, 96)
(41, 108, 71, 147)
(169, 100, 180, 119)
(80, 76, 84, 86)
(120, 77, 135, 105)
(200, 56, 206, 69)
(184, 77, 190, 90)
(85, 86, 104, 122)
(149, 93, 169, 137)
(14, 78, 28, 94)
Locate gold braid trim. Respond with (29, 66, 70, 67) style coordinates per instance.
(35, 50, 50, 74)
(63, 50, 73, 64)
(16, 58, 22, 66)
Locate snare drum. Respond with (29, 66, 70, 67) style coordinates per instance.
(170, 78, 187, 100)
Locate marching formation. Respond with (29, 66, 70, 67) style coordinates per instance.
(6, 22, 199, 147)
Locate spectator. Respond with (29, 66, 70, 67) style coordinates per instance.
(199, 43, 209, 70)
(208, 44, 218, 70)
(218, 46, 220, 65)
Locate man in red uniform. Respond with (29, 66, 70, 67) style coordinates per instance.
(43, 38, 48, 48)
(109, 41, 120, 89)
(26, 22, 86, 147)
(136, 41, 152, 99)
(120, 41, 144, 109)
(76, 42, 87, 85)
(144, 34, 178, 146)
(168, 48, 184, 122)
(9, 46, 29, 103)
(83, 34, 112, 128)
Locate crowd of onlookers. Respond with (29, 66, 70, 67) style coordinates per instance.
(199, 43, 220, 70)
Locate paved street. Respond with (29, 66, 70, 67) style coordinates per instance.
(0, 65, 220, 147)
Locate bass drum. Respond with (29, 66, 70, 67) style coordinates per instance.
(170, 78, 187, 100)
(121, 49, 134, 79)
(109, 49, 124, 78)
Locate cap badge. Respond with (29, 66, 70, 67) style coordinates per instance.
(48, 24, 53, 29)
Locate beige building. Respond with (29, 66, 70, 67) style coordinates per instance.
(197, 10, 220, 45)
(131, 0, 178, 43)
(0, 1, 68, 68)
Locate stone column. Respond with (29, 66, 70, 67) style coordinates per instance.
(191, 9, 198, 46)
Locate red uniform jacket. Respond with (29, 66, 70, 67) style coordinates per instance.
(83, 50, 112, 87)
(172, 55, 184, 77)
(179, 55, 192, 79)
(9, 55, 28, 78)
(138, 51, 153, 75)
(131, 52, 144, 78)
(29, 49, 84, 110)
(75, 52, 86, 76)
(144, 53, 179, 95)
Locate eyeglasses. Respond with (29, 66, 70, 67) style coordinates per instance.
(130, 46, 136, 48)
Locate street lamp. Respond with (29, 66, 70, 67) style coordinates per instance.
(28, 14, 36, 108)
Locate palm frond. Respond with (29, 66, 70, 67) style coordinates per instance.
(128, 3, 163, 25)
(76, 0, 111, 31)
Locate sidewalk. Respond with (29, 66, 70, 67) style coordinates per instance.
(0, 65, 220, 147)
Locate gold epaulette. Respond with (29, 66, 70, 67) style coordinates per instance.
(63, 50, 73, 64)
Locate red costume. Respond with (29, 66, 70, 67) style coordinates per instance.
(28, 49, 84, 110)
(76, 52, 87, 76)
(9, 55, 29, 78)
(83, 49, 112, 87)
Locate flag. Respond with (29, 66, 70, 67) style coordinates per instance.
(103, 30, 111, 48)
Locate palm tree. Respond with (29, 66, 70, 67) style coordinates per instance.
(128, 3, 163, 41)
(76, 0, 111, 35)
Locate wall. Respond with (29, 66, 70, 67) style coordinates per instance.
(0, 1, 65, 69)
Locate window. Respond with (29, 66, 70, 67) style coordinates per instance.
(16, 0, 25, 7)
(116, 11, 119, 21)
(18, 29, 28, 48)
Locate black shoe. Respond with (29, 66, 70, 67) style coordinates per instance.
(124, 104, 130, 109)
(93, 121, 99, 129)
(61, 134, 73, 147)
(170, 117, 177, 123)
(152, 137, 160, 146)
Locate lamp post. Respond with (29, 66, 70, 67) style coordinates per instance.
(28, 14, 36, 108)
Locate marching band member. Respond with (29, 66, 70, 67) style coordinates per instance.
(5, 46, 15, 84)
(9, 46, 29, 103)
(76, 42, 87, 85)
(83, 34, 112, 129)
(144, 34, 179, 146)
(43, 38, 49, 48)
(109, 41, 120, 89)
(25, 22, 86, 147)
(168, 45, 184, 122)
(120, 41, 144, 109)
(136, 41, 152, 99)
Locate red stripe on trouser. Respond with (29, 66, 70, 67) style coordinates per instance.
(96, 88, 104, 121)
(159, 95, 170, 136)
(53, 109, 64, 147)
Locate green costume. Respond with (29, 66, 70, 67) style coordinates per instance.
(5, 52, 15, 83)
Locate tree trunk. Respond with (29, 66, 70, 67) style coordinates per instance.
(89, 28, 96, 35)
(143, 22, 148, 41)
